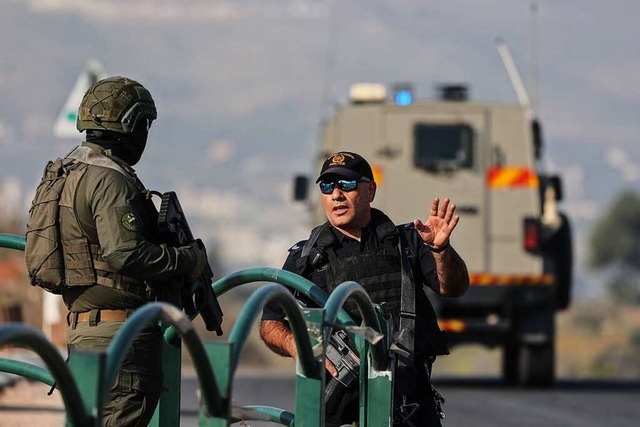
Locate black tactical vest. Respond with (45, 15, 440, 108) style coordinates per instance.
(296, 210, 449, 359)
(324, 227, 402, 326)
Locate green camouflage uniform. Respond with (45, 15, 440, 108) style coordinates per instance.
(61, 142, 199, 426)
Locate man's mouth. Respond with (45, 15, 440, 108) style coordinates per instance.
(333, 205, 349, 214)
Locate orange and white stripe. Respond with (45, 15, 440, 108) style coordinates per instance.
(438, 319, 466, 332)
(469, 273, 554, 286)
(486, 166, 538, 189)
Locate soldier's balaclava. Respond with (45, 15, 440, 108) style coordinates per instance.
(86, 122, 148, 166)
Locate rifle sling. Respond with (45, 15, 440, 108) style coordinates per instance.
(397, 231, 416, 367)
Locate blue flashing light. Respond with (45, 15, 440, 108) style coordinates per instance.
(394, 90, 413, 106)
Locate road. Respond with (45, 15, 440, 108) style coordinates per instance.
(179, 374, 640, 427)
(2, 374, 639, 426)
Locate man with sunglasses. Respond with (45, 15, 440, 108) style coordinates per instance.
(260, 151, 469, 426)
(28, 76, 208, 426)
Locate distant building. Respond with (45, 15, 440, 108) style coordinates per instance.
(0, 254, 66, 346)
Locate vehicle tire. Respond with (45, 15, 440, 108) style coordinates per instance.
(502, 342, 520, 385)
(520, 343, 554, 387)
(543, 213, 573, 310)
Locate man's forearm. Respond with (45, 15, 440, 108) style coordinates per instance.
(433, 245, 469, 297)
(260, 320, 298, 358)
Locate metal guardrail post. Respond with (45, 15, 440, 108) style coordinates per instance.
(0, 230, 400, 426)
(0, 232, 26, 251)
(149, 332, 182, 427)
(323, 281, 386, 371)
(365, 308, 395, 427)
(212, 268, 354, 326)
(163, 267, 354, 348)
(224, 283, 323, 427)
(106, 303, 224, 423)
(200, 340, 234, 426)
(227, 284, 318, 378)
(323, 281, 393, 427)
(0, 357, 54, 385)
(237, 405, 295, 426)
(68, 350, 107, 425)
(0, 323, 92, 426)
(296, 308, 325, 427)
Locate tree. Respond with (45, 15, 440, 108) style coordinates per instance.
(589, 190, 640, 304)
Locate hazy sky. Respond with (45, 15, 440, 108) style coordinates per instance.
(1, 0, 639, 297)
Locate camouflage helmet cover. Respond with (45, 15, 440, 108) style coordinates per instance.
(76, 76, 157, 134)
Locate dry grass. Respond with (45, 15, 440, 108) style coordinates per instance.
(434, 301, 640, 380)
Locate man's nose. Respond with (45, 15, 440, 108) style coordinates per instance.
(331, 187, 345, 199)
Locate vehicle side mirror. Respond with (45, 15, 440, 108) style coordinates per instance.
(532, 119, 543, 160)
(549, 176, 563, 201)
(542, 175, 563, 201)
(293, 175, 309, 201)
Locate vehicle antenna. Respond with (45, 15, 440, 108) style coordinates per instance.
(317, 2, 338, 145)
(495, 37, 532, 117)
(530, 2, 540, 115)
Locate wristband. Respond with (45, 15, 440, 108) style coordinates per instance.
(425, 240, 449, 253)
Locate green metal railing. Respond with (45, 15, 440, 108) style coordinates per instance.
(0, 232, 396, 426)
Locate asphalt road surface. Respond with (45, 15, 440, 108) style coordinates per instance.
(180, 374, 640, 427)
(1, 374, 639, 426)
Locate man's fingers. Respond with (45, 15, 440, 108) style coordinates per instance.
(444, 202, 456, 223)
(430, 197, 440, 217)
(439, 198, 450, 217)
(325, 359, 338, 377)
(447, 214, 460, 232)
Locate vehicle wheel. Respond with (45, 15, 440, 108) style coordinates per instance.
(520, 343, 554, 387)
(502, 342, 520, 385)
(554, 214, 573, 310)
(543, 213, 573, 310)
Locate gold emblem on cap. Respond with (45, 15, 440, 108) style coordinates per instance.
(330, 153, 346, 166)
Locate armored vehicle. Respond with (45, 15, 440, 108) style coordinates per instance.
(295, 69, 573, 386)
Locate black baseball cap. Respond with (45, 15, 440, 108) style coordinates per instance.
(316, 151, 374, 183)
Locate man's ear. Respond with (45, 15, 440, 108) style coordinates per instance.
(368, 181, 377, 202)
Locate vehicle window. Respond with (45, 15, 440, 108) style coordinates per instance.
(413, 123, 474, 172)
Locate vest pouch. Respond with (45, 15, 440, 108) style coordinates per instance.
(63, 237, 97, 286)
(25, 159, 68, 294)
(326, 249, 402, 323)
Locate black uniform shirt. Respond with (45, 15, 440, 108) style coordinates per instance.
(262, 219, 440, 321)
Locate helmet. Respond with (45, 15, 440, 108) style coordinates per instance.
(76, 76, 157, 134)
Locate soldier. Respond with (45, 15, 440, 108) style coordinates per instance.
(57, 76, 206, 425)
(260, 151, 469, 426)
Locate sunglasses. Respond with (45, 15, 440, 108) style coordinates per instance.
(319, 179, 368, 195)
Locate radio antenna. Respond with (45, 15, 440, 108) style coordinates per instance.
(495, 37, 532, 115)
(317, 3, 337, 129)
(530, 2, 540, 114)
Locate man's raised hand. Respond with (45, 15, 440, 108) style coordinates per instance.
(413, 197, 460, 250)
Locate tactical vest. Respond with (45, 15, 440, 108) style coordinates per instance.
(26, 146, 148, 298)
(325, 223, 402, 325)
(296, 212, 448, 359)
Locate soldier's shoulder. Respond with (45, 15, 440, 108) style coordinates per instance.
(397, 222, 423, 245)
(288, 240, 307, 256)
(89, 163, 137, 186)
(398, 222, 417, 233)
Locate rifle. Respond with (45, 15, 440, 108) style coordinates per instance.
(157, 191, 224, 335)
(324, 329, 360, 416)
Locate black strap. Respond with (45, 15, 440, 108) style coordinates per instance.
(297, 222, 335, 276)
(397, 229, 416, 367)
(301, 222, 331, 258)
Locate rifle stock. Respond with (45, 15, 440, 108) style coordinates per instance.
(157, 191, 224, 335)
